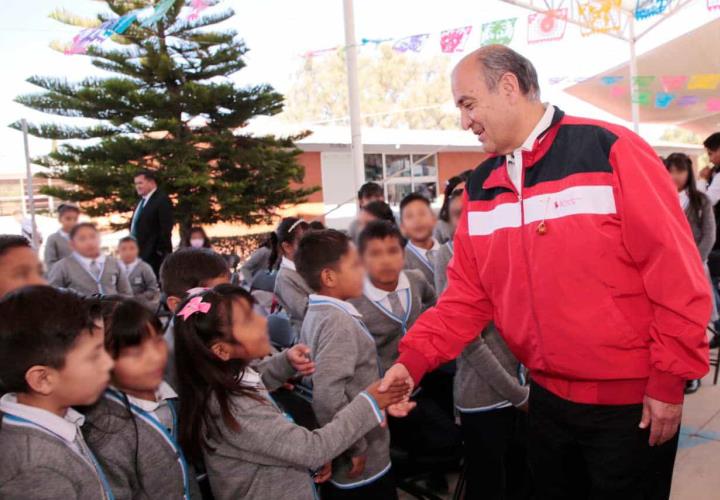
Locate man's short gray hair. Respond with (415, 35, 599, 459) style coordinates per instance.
(475, 46, 540, 100)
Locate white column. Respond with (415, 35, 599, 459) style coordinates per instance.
(21, 119, 38, 249)
(342, 0, 365, 198)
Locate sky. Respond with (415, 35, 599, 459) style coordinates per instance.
(0, 0, 717, 174)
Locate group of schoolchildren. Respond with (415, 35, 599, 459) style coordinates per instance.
(0, 177, 529, 500)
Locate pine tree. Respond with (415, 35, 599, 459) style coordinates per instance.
(12, 0, 316, 236)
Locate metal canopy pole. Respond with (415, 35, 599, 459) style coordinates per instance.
(21, 119, 39, 249)
(342, 0, 365, 199)
(628, 16, 640, 134)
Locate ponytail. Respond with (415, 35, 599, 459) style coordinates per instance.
(267, 232, 280, 271)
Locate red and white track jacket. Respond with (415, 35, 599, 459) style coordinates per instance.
(398, 107, 711, 405)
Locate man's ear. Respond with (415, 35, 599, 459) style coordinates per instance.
(210, 341, 234, 361)
(25, 366, 57, 396)
(166, 295, 181, 312)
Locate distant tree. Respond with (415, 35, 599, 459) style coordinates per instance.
(659, 127, 702, 145)
(12, 0, 316, 236)
(283, 44, 459, 130)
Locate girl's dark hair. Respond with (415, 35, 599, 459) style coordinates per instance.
(267, 217, 309, 270)
(100, 296, 163, 358)
(665, 153, 704, 215)
(173, 284, 262, 463)
(439, 170, 472, 222)
(361, 201, 396, 226)
(181, 226, 211, 249)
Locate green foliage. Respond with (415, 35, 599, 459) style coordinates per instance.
(283, 45, 459, 130)
(13, 0, 316, 233)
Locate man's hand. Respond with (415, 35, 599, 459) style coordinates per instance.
(348, 456, 366, 478)
(379, 364, 416, 417)
(313, 463, 332, 484)
(639, 395, 682, 446)
(286, 344, 315, 376)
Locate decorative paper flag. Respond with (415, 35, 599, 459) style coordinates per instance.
(632, 75, 655, 88)
(677, 95, 700, 107)
(635, 0, 669, 20)
(65, 20, 115, 55)
(480, 18, 517, 46)
(548, 76, 567, 85)
(528, 9, 568, 43)
(611, 85, 628, 96)
(660, 75, 688, 92)
(654, 92, 675, 109)
(393, 34, 430, 53)
(361, 37, 392, 46)
(140, 0, 176, 27)
(440, 26, 472, 53)
(687, 74, 720, 90)
(302, 47, 338, 58)
(188, 0, 210, 21)
(707, 98, 720, 112)
(709, 0, 720, 10)
(577, 0, 622, 36)
(632, 91, 650, 105)
(601, 76, 623, 85)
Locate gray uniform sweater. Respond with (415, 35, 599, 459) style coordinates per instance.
(203, 351, 385, 500)
(404, 245, 436, 291)
(433, 241, 528, 411)
(240, 246, 272, 283)
(48, 254, 132, 297)
(125, 260, 161, 311)
(44, 230, 72, 272)
(350, 270, 436, 374)
(83, 392, 201, 500)
(300, 298, 391, 487)
(0, 417, 107, 499)
(274, 266, 313, 335)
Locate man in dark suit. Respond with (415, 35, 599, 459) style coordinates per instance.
(130, 170, 174, 276)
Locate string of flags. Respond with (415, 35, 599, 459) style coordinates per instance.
(63, 0, 213, 55)
(709, 0, 720, 12)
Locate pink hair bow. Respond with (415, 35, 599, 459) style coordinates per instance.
(178, 296, 211, 320)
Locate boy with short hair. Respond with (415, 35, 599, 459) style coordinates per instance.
(48, 223, 131, 297)
(350, 221, 435, 374)
(296, 229, 399, 499)
(0, 235, 45, 298)
(399, 193, 439, 289)
(44, 204, 80, 272)
(349, 182, 385, 242)
(117, 236, 160, 311)
(0, 285, 115, 499)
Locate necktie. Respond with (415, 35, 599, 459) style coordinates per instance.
(89, 260, 101, 281)
(426, 249, 437, 267)
(387, 291, 405, 318)
(131, 198, 146, 236)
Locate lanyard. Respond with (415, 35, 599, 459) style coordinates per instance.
(74, 254, 106, 295)
(104, 389, 191, 500)
(2, 413, 115, 500)
(406, 243, 434, 272)
(371, 288, 413, 335)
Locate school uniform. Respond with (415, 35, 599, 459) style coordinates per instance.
(300, 296, 395, 498)
(349, 270, 436, 374)
(0, 393, 114, 500)
(48, 252, 132, 297)
(240, 246, 272, 284)
(432, 219, 453, 245)
(83, 382, 201, 500)
(433, 241, 453, 294)
(119, 259, 161, 311)
(274, 257, 313, 336)
(202, 350, 386, 500)
(44, 229, 72, 272)
(403, 239, 440, 291)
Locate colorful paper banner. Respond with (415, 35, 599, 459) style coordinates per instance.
(677, 95, 700, 107)
(440, 26, 472, 53)
(610, 85, 628, 96)
(659, 75, 688, 92)
(709, 0, 720, 11)
(654, 92, 675, 109)
(687, 74, 720, 90)
(707, 98, 720, 112)
(632, 75, 655, 88)
(631, 91, 651, 105)
(527, 9, 568, 44)
(392, 34, 430, 53)
(140, 0, 176, 27)
(188, 0, 211, 21)
(601, 76, 623, 85)
(635, 0, 669, 20)
(480, 18, 517, 46)
(578, 0, 622, 36)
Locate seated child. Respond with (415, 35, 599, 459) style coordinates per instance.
(0, 234, 45, 298)
(350, 221, 436, 374)
(83, 296, 201, 499)
(296, 230, 400, 499)
(48, 222, 132, 297)
(270, 217, 312, 335)
(348, 182, 385, 242)
(400, 193, 440, 290)
(353, 200, 397, 243)
(172, 284, 409, 500)
(117, 236, 161, 311)
(44, 203, 80, 273)
(0, 285, 115, 499)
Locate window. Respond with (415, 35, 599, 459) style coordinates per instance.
(363, 153, 439, 205)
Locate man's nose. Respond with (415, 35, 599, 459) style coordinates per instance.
(460, 112, 471, 131)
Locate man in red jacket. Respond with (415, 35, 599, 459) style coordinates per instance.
(380, 45, 711, 499)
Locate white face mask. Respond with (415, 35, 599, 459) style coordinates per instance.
(190, 238, 205, 248)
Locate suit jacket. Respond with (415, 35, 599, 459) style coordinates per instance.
(131, 190, 174, 265)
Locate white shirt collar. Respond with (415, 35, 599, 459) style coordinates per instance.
(406, 239, 440, 258)
(280, 256, 296, 272)
(58, 229, 70, 240)
(308, 294, 362, 318)
(679, 190, 690, 210)
(142, 188, 157, 202)
(237, 367, 263, 388)
(519, 104, 556, 152)
(111, 381, 177, 413)
(73, 252, 106, 268)
(119, 259, 140, 275)
(0, 393, 85, 444)
(364, 271, 410, 302)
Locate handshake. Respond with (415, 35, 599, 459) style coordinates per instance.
(366, 363, 417, 416)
